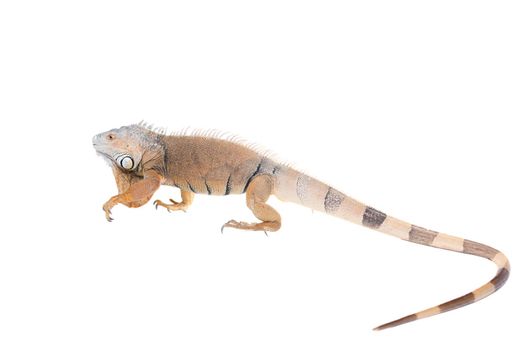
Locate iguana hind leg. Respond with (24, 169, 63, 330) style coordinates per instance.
(222, 174, 281, 233)
(154, 190, 194, 212)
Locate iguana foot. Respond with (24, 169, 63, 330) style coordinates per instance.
(102, 198, 117, 222)
(220, 219, 279, 235)
(104, 208, 113, 222)
(153, 199, 189, 213)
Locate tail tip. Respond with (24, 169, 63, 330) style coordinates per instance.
(372, 314, 418, 331)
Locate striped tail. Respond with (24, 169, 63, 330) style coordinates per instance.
(372, 226, 510, 330)
(272, 169, 510, 330)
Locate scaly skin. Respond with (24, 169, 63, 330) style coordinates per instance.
(93, 123, 509, 330)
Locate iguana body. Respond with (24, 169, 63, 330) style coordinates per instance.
(93, 123, 510, 330)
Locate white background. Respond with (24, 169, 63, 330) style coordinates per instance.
(1, 1, 524, 349)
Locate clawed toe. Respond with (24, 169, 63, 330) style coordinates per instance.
(221, 219, 238, 234)
(103, 209, 113, 222)
(220, 219, 276, 235)
(103, 202, 115, 222)
(153, 199, 188, 213)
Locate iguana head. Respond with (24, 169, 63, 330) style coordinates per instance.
(93, 124, 164, 173)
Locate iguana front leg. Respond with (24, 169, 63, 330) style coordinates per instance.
(222, 174, 281, 233)
(103, 171, 162, 221)
(111, 166, 152, 208)
(153, 190, 194, 212)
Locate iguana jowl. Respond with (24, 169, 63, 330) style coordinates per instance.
(92, 122, 510, 330)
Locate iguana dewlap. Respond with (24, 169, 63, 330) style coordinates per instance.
(93, 123, 509, 330)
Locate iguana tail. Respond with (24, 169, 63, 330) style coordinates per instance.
(273, 168, 510, 330)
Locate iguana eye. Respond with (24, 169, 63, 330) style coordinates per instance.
(117, 155, 134, 170)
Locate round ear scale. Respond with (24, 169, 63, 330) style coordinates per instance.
(117, 155, 134, 170)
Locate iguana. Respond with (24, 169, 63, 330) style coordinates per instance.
(92, 122, 510, 330)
